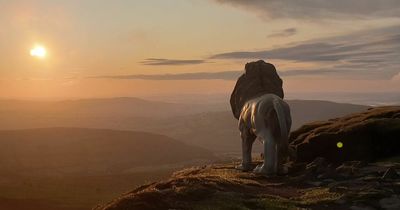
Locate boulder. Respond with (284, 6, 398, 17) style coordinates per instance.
(381, 167, 400, 180)
(96, 161, 400, 210)
(230, 60, 284, 119)
(289, 106, 400, 163)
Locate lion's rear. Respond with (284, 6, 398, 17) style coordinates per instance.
(251, 95, 290, 141)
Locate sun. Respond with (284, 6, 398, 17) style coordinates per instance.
(30, 45, 47, 58)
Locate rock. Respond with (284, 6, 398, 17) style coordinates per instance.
(306, 181, 323, 186)
(334, 198, 346, 204)
(284, 161, 306, 174)
(322, 178, 336, 183)
(381, 167, 400, 180)
(350, 206, 376, 210)
(336, 164, 359, 178)
(334, 161, 367, 178)
(230, 60, 284, 119)
(361, 175, 380, 182)
(343, 161, 367, 168)
(317, 168, 337, 179)
(95, 161, 400, 210)
(289, 106, 400, 163)
(306, 157, 327, 174)
(380, 195, 400, 210)
(307, 157, 326, 168)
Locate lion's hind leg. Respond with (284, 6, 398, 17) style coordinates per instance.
(253, 128, 278, 175)
(236, 127, 256, 171)
(276, 142, 290, 175)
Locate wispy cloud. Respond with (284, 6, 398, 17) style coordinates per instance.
(88, 71, 242, 80)
(210, 27, 400, 62)
(209, 25, 400, 79)
(118, 25, 400, 80)
(267, 28, 297, 38)
(140, 58, 206, 66)
(213, 0, 400, 19)
(87, 67, 393, 81)
(392, 72, 400, 81)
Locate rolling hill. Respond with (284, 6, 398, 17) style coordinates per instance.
(0, 127, 215, 210)
(0, 127, 213, 176)
(0, 99, 371, 209)
(0, 98, 369, 152)
(145, 100, 370, 152)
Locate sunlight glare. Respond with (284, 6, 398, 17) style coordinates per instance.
(30, 45, 47, 58)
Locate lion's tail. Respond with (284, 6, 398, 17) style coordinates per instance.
(272, 98, 288, 145)
(253, 97, 288, 143)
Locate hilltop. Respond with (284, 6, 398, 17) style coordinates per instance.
(96, 106, 400, 210)
(95, 160, 400, 210)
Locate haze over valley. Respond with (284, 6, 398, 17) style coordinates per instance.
(0, 97, 370, 152)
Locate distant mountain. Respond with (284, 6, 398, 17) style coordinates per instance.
(148, 100, 369, 152)
(0, 97, 369, 152)
(0, 97, 227, 130)
(0, 127, 213, 176)
(0, 97, 226, 120)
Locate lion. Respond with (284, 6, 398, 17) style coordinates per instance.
(236, 93, 292, 175)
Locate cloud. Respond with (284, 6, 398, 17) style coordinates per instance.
(213, 0, 400, 19)
(210, 28, 400, 62)
(91, 24, 399, 81)
(267, 28, 297, 38)
(392, 72, 400, 81)
(209, 25, 400, 79)
(140, 58, 206, 66)
(88, 71, 243, 80)
(86, 69, 336, 81)
(95, 25, 400, 81)
(87, 67, 390, 81)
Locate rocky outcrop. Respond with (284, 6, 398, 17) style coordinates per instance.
(95, 106, 400, 210)
(94, 160, 400, 210)
(230, 60, 284, 119)
(289, 106, 400, 163)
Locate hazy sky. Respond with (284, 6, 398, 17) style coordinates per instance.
(0, 0, 399, 99)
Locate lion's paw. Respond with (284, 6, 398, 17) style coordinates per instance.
(235, 163, 253, 172)
(253, 164, 275, 176)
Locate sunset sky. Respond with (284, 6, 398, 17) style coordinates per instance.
(0, 0, 399, 99)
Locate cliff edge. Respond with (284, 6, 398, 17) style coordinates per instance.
(95, 160, 400, 210)
(95, 106, 400, 210)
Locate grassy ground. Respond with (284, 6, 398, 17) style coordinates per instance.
(97, 160, 400, 210)
(0, 169, 175, 210)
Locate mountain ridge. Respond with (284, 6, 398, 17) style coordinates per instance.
(0, 97, 369, 152)
(0, 127, 214, 176)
